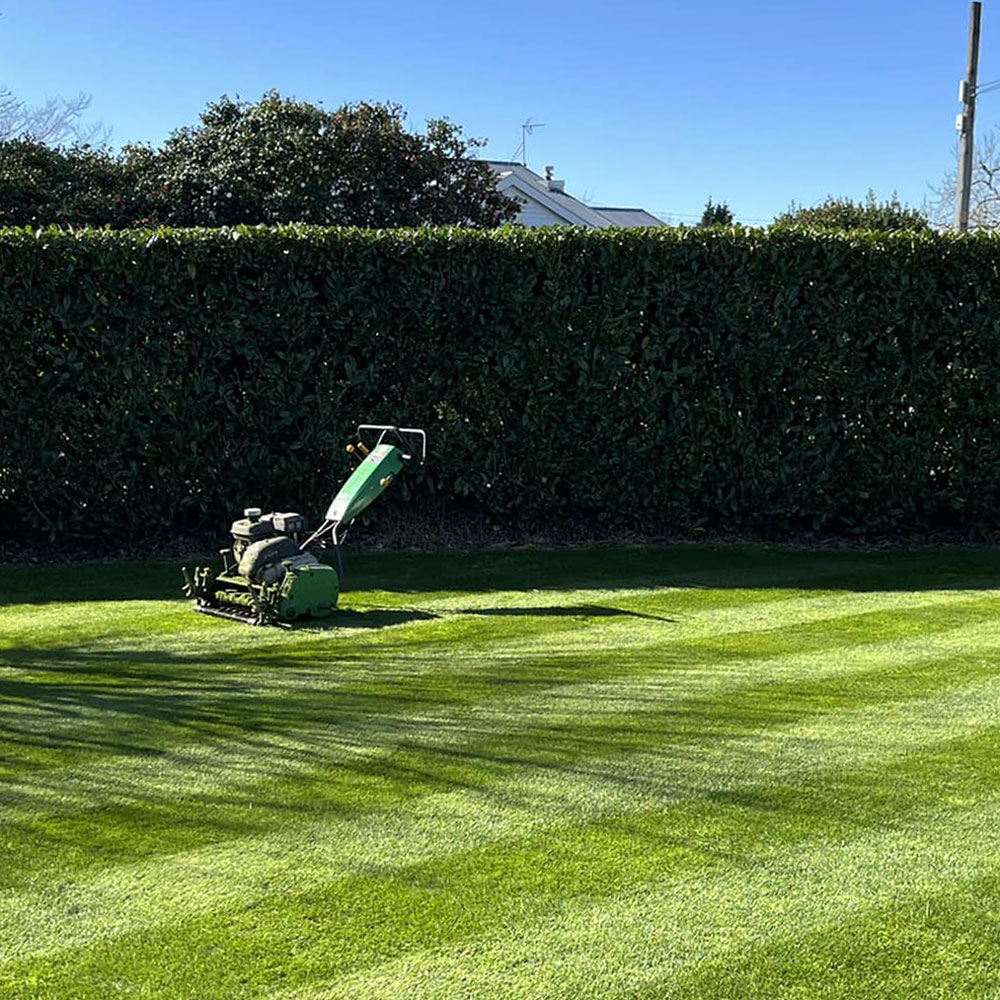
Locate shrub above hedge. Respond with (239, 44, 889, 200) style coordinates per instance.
(1, 224, 999, 543)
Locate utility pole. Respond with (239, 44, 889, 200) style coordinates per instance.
(956, 1, 983, 232)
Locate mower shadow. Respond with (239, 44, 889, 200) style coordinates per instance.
(286, 603, 674, 631)
(291, 608, 439, 631)
(455, 604, 675, 623)
(291, 604, 675, 631)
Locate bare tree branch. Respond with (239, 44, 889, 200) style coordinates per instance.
(927, 127, 1000, 230)
(0, 88, 110, 145)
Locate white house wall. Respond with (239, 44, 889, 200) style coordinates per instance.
(514, 194, 577, 228)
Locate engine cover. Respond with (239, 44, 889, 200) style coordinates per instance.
(238, 536, 300, 583)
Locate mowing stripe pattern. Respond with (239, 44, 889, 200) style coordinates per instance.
(1, 547, 999, 999)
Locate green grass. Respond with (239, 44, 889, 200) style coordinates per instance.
(1, 544, 999, 999)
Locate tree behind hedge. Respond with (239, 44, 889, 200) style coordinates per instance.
(124, 93, 519, 228)
(699, 197, 734, 226)
(0, 138, 146, 227)
(773, 190, 930, 231)
(0, 92, 519, 229)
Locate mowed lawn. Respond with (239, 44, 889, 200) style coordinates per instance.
(2, 545, 1000, 1000)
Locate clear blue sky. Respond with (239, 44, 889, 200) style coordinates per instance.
(0, 0, 991, 224)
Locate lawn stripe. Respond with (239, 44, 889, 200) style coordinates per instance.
(3, 658, 1000, 967)
(4, 589, 995, 756)
(635, 871, 1000, 999)
(5, 733, 998, 999)
(1, 600, 997, 898)
(264, 793, 1000, 1000)
(2, 551, 1000, 998)
(4, 587, 995, 659)
(3, 603, 999, 817)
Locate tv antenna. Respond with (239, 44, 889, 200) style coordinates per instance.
(512, 118, 545, 167)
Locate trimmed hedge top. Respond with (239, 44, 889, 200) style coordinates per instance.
(2, 224, 999, 542)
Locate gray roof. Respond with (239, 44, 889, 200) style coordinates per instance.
(591, 207, 665, 228)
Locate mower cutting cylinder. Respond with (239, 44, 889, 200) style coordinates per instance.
(214, 589, 255, 608)
(273, 562, 339, 620)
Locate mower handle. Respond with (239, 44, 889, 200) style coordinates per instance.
(357, 425, 427, 464)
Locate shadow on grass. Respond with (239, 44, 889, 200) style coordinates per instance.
(3, 545, 999, 606)
(1, 593, 985, 770)
(291, 604, 673, 629)
(4, 633, 1000, 865)
(4, 601, 1000, 892)
(457, 604, 675, 622)
(276, 608, 439, 631)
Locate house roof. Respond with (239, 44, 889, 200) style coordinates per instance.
(485, 161, 664, 228)
(592, 207, 666, 228)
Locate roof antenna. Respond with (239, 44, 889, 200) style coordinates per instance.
(512, 118, 545, 167)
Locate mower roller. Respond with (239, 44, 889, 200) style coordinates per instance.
(182, 424, 426, 626)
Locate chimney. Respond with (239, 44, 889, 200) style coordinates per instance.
(544, 165, 565, 192)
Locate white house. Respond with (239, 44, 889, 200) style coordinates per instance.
(486, 161, 664, 228)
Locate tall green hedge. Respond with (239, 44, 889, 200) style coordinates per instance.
(2, 225, 999, 543)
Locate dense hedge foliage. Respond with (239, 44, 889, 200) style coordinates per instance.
(2, 225, 999, 543)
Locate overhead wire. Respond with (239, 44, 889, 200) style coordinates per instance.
(655, 209, 773, 225)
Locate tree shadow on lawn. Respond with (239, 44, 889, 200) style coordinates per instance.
(4, 645, 987, 874)
(0, 628, 709, 779)
(3, 545, 999, 606)
(0, 642, 827, 841)
(5, 627, 999, 877)
(0, 614, 931, 782)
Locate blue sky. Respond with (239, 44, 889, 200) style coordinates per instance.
(0, 0, 991, 224)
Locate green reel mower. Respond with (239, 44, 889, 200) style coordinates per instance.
(182, 424, 426, 626)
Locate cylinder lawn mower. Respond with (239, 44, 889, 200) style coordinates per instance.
(182, 425, 426, 626)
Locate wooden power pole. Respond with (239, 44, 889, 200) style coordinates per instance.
(956, 1, 983, 232)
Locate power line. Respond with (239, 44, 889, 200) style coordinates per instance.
(655, 209, 773, 224)
(974, 77, 1000, 94)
